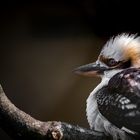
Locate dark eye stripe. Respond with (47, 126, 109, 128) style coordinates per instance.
(107, 58, 119, 67)
(99, 55, 120, 67)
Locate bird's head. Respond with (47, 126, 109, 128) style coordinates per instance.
(75, 34, 140, 78)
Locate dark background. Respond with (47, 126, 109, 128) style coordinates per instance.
(0, 1, 139, 139)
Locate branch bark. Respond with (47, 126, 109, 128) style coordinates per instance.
(0, 84, 109, 140)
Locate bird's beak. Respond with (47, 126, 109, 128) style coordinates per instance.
(74, 62, 108, 77)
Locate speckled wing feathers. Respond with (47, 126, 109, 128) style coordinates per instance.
(97, 68, 140, 135)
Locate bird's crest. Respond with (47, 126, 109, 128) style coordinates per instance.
(100, 33, 140, 67)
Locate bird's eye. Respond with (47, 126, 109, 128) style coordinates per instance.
(99, 55, 120, 67)
(107, 58, 118, 67)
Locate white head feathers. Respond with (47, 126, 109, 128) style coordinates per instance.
(100, 33, 140, 62)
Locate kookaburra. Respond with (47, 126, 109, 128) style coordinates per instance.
(75, 34, 140, 140)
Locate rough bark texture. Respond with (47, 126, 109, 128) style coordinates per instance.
(0, 85, 109, 140)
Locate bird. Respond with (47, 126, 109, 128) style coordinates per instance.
(74, 33, 140, 140)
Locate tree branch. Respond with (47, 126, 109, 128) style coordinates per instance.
(0, 84, 109, 140)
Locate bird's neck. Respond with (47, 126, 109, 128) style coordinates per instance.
(92, 69, 123, 95)
(103, 69, 123, 79)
